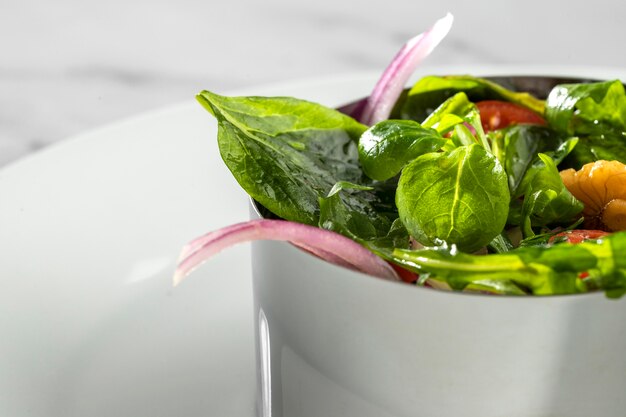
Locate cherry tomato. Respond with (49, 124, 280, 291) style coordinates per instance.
(549, 230, 611, 244)
(548, 230, 611, 280)
(389, 262, 419, 283)
(476, 100, 546, 132)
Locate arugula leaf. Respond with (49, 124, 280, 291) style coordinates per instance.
(358, 120, 445, 181)
(392, 231, 626, 296)
(396, 144, 510, 252)
(401, 75, 545, 122)
(197, 91, 368, 225)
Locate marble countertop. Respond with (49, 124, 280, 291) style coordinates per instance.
(3, 0, 626, 168)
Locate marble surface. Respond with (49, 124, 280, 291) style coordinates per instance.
(2, 0, 626, 168)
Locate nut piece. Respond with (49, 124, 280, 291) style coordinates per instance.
(560, 160, 626, 231)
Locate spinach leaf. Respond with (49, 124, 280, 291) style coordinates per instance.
(396, 144, 510, 252)
(491, 124, 577, 197)
(401, 75, 545, 122)
(546, 80, 626, 135)
(519, 154, 583, 237)
(422, 92, 491, 151)
(565, 133, 626, 167)
(513, 137, 578, 199)
(319, 182, 411, 258)
(358, 92, 492, 183)
(197, 91, 368, 225)
(546, 80, 626, 166)
(421, 91, 474, 132)
(517, 218, 584, 248)
(487, 232, 514, 253)
(319, 181, 392, 240)
(391, 231, 626, 296)
(358, 120, 445, 181)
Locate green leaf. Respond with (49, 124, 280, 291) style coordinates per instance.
(401, 75, 545, 122)
(319, 182, 411, 258)
(422, 92, 491, 151)
(421, 91, 475, 132)
(396, 144, 510, 252)
(518, 217, 584, 248)
(464, 279, 528, 295)
(391, 231, 626, 296)
(358, 120, 445, 181)
(487, 232, 514, 253)
(319, 181, 390, 240)
(520, 154, 583, 237)
(546, 80, 626, 166)
(566, 132, 626, 167)
(546, 80, 626, 135)
(197, 91, 368, 225)
(491, 125, 578, 197)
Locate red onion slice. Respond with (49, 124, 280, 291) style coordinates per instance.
(174, 219, 400, 285)
(360, 13, 454, 126)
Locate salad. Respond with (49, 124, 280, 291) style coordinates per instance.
(175, 14, 626, 298)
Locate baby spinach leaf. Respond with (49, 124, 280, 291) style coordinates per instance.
(519, 154, 583, 237)
(197, 91, 368, 225)
(487, 232, 514, 253)
(546, 80, 626, 166)
(401, 75, 545, 122)
(358, 120, 445, 181)
(491, 125, 577, 197)
(517, 218, 584, 248)
(565, 132, 626, 167)
(392, 244, 580, 295)
(319, 182, 410, 259)
(463, 279, 528, 295)
(546, 80, 626, 135)
(391, 231, 626, 296)
(396, 144, 510, 252)
(422, 92, 491, 151)
(319, 181, 390, 240)
(421, 91, 474, 131)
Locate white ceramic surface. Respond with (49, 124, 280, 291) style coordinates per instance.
(1, 68, 625, 416)
(0, 73, 383, 417)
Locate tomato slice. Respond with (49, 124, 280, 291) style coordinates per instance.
(476, 100, 546, 132)
(549, 230, 611, 244)
(389, 262, 419, 283)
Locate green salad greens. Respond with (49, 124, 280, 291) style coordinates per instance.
(197, 75, 626, 297)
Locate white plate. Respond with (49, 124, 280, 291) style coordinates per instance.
(1, 66, 625, 417)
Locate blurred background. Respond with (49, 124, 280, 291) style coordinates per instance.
(2, 0, 625, 168)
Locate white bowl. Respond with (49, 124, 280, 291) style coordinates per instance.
(252, 240, 626, 417)
(248, 74, 626, 417)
